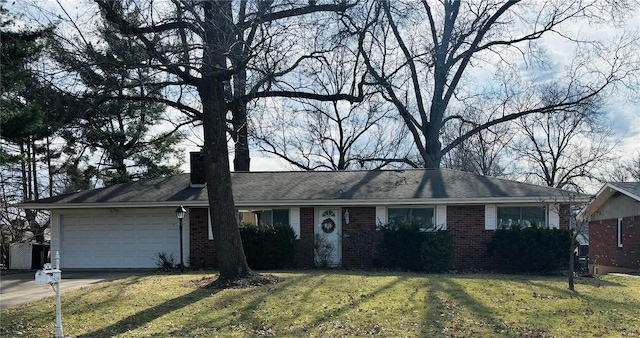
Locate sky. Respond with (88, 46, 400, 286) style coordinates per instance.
(9, 0, 640, 175)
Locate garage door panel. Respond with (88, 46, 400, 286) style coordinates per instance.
(60, 211, 181, 268)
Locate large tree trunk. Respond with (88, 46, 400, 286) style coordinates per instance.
(201, 82, 251, 280)
(201, 0, 250, 281)
(232, 103, 250, 171)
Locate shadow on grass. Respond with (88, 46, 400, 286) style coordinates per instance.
(77, 283, 219, 337)
(63, 275, 148, 314)
(162, 273, 312, 336)
(421, 277, 505, 336)
(284, 273, 407, 336)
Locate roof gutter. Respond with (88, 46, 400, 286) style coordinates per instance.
(17, 195, 591, 210)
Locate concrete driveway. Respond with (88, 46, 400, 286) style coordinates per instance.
(0, 270, 152, 310)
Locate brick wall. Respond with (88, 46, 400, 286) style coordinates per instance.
(295, 207, 316, 268)
(447, 205, 495, 271)
(188, 204, 571, 271)
(342, 207, 383, 268)
(188, 208, 218, 268)
(560, 204, 570, 230)
(589, 216, 640, 269)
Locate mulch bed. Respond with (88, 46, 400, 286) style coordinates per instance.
(185, 273, 281, 289)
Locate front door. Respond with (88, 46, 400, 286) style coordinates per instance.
(315, 209, 341, 267)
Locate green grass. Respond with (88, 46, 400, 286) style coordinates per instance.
(1, 271, 639, 337)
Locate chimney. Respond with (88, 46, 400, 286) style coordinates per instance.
(190, 151, 206, 188)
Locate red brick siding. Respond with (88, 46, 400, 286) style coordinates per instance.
(589, 216, 640, 269)
(447, 205, 495, 270)
(559, 204, 570, 230)
(342, 207, 383, 268)
(188, 203, 571, 271)
(188, 208, 218, 268)
(295, 207, 316, 268)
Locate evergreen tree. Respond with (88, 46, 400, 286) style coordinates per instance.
(51, 12, 185, 186)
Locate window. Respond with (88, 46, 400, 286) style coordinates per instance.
(388, 207, 435, 231)
(210, 209, 291, 240)
(497, 206, 546, 229)
(237, 209, 289, 226)
(617, 218, 623, 248)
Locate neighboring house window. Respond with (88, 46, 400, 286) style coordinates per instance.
(387, 207, 435, 231)
(617, 218, 623, 248)
(497, 206, 546, 229)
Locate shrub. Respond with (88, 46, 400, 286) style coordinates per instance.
(375, 223, 453, 272)
(154, 252, 175, 270)
(313, 234, 334, 268)
(240, 222, 296, 270)
(420, 230, 454, 272)
(487, 224, 571, 273)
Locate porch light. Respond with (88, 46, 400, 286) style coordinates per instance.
(175, 205, 186, 272)
(344, 209, 350, 225)
(175, 205, 186, 220)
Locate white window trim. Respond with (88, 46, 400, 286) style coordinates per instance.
(290, 208, 301, 239)
(485, 205, 497, 230)
(618, 218, 623, 248)
(436, 205, 447, 230)
(548, 204, 560, 229)
(375, 206, 386, 230)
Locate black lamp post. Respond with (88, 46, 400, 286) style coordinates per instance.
(175, 205, 186, 272)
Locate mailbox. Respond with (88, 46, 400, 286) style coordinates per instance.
(35, 251, 65, 337)
(35, 263, 61, 285)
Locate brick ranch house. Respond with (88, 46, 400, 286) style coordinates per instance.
(21, 162, 586, 271)
(580, 182, 640, 276)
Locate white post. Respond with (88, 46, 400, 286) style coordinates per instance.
(54, 251, 63, 338)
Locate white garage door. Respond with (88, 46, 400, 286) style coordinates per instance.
(60, 210, 185, 268)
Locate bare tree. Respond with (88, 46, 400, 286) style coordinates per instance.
(79, 0, 360, 281)
(512, 87, 617, 192)
(441, 106, 514, 177)
(608, 153, 640, 182)
(343, 0, 639, 169)
(549, 194, 590, 291)
(251, 47, 413, 170)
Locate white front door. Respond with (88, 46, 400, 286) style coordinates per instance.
(315, 209, 341, 267)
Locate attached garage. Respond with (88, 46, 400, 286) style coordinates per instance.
(53, 209, 188, 269)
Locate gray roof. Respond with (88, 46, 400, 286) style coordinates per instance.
(20, 169, 587, 209)
(608, 182, 640, 200)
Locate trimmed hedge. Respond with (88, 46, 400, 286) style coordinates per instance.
(240, 222, 296, 270)
(375, 224, 453, 272)
(487, 224, 571, 273)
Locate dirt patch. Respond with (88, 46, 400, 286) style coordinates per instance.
(185, 273, 280, 289)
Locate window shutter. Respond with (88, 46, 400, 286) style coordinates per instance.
(485, 205, 497, 230)
(375, 206, 387, 229)
(436, 205, 447, 230)
(548, 204, 560, 229)
(289, 208, 301, 239)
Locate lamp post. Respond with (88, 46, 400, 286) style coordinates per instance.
(175, 205, 186, 272)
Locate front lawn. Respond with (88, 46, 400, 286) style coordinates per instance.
(1, 271, 639, 337)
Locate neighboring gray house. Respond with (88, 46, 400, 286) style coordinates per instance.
(21, 159, 586, 270)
